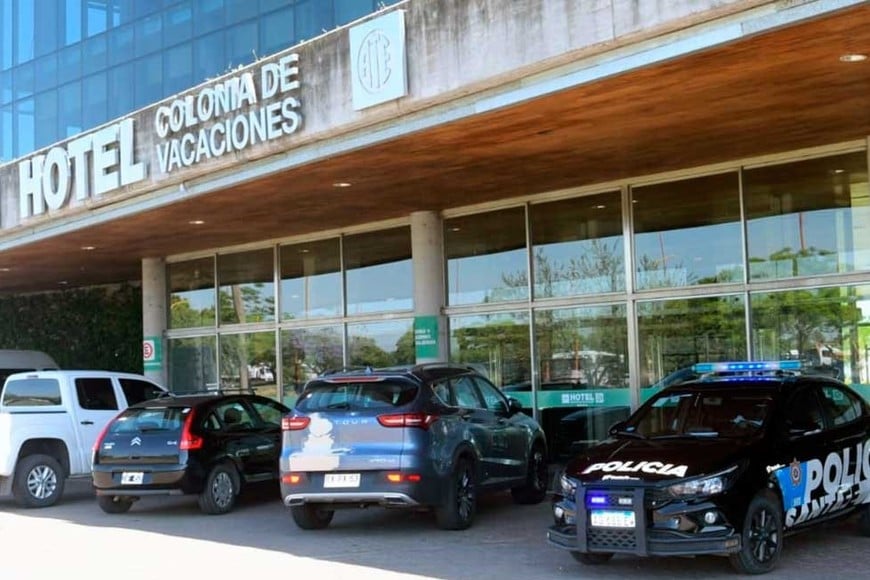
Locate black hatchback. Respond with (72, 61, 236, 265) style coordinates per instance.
(92, 392, 290, 515)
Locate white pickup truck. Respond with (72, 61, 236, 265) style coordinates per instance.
(0, 370, 167, 507)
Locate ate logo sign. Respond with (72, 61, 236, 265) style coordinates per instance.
(143, 340, 156, 362)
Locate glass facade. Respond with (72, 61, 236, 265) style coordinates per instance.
(0, 0, 400, 162)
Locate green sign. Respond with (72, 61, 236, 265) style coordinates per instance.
(414, 316, 439, 360)
(143, 336, 163, 370)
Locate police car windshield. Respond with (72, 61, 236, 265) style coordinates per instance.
(629, 389, 773, 439)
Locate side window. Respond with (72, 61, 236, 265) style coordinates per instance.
(201, 411, 222, 432)
(820, 385, 862, 427)
(474, 377, 508, 414)
(784, 387, 825, 434)
(452, 377, 483, 409)
(215, 400, 255, 431)
(431, 379, 452, 406)
(119, 378, 165, 406)
(75, 378, 119, 411)
(250, 399, 286, 428)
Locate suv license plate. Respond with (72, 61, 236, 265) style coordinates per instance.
(324, 473, 361, 488)
(590, 509, 635, 528)
(121, 472, 144, 485)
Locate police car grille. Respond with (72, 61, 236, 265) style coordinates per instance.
(588, 528, 637, 550)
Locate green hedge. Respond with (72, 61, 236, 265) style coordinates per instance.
(0, 284, 142, 372)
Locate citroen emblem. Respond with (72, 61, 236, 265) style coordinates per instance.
(131, 436, 142, 446)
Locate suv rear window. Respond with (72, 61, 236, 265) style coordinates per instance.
(109, 407, 189, 434)
(297, 379, 418, 411)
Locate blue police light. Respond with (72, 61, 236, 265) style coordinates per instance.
(692, 360, 801, 373)
(588, 495, 607, 505)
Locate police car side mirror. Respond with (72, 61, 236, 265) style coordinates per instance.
(507, 397, 524, 416)
(609, 420, 627, 436)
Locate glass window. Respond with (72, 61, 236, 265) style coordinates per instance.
(57, 44, 82, 85)
(218, 248, 275, 324)
(107, 63, 134, 120)
(118, 378, 165, 406)
(820, 385, 862, 427)
(58, 81, 82, 138)
(744, 152, 869, 281)
(260, 6, 294, 57)
(296, 379, 418, 412)
(450, 311, 530, 389)
(108, 23, 134, 66)
(220, 331, 277, 399)
(168, 258, 216, 329)
(163, 1, 192, 46)
(0, 104, 12, 161)
(135, 13, 162, 57)
(1, 377, 61, 406)
(345, 227, 413, 315)
(82, 72, 107, 128)
(280, 238, 341, 320)
(75, 377, 118, 410)
(164, 42, 192, 95)
(446, 208, 528, 306)
(453, 376, 483, 409)
(226, 20, 258, 68)
(530, 192, 624, 297)
(295, 0, 332, 43)
(250, 398, 287, 427)
(215, 400, 256, 430)
(15, 97, 34, 157)
(86, 0, 109, 37)
(110, 0, 137, 26)
(0, 70, 11, 105)
(34, 90, 58, 150)
(194, 30, 225, 84)
(751, 286, 867, 388)
(134, 53, 162, 109)
(2, 1, 12, 69)
(632, 172, 743, 289)
(16, 0, 35, 63)
(348, 319, 414, 367)
(33, 52, 58, 92)
(226, 0, 259, 24)
(784, 387, 825, 433)
(13, 60, 34, 99)
(474, 377, 509, 414)
(260, 0, 293, 12)
(638, 295, 747, 393)
(281, 325, 343, 405)
(169, 335, 217, 392)
(34, 0, 60, 57)
(64, 0, 83, 46)
(82, 34, 107, 76)
(335, 0, 375, 25)
(194, 0, 225, 36)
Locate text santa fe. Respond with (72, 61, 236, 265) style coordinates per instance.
(154, 53, 302, 174)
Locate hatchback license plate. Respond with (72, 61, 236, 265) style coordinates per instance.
(324, 473, 361, 488)
(120, 472, 144, 485)
(590, 509, 635, 528)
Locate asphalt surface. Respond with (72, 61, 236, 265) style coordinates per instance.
(1, 478, 868, 579)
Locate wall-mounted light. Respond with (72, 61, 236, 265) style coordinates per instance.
(81, 245, 96, 251)
(189, 219, 205, 225)
(332, 182, 352, 188)
(840, 53, 867, 63)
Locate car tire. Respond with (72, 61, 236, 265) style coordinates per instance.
(729, 491, 783, 575)
(198, 463, 239, 515)
(97, 495, 134, 514)
(12, 454, 65, 508)
(570, 551, 613, 565)
(511, 444, 548, 505)
(435, 457, 477, 530)
(290, 504, 335, 530)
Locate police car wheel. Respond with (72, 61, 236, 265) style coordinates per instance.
(858, 505, 870, 537)
(729, 491, 783, 575)
(570, 551, 613, 565)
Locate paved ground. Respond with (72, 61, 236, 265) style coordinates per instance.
(1, 479, 868, 579)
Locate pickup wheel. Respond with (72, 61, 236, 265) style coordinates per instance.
(198, 463, 239, 515)
(12, 454, 65, 508)
(98, 495, 134, 514)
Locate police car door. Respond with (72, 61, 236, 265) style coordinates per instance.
(816, 383, 869, 512)
(775, 384, 834, 529)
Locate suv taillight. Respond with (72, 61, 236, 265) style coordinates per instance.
(282, 416, 310, 431)
(377, 413, 435, 429)
(179, 410, 203, 450)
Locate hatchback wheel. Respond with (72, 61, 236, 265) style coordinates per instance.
(435, 458, 476, 530)
(12, 454, 65, 508)
(729, 491, 783, 574)
(291, 504, 335, 530)
(198, 463, 239, 515)
(511, 445, 548, 504)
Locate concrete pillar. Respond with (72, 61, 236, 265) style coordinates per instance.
(411, 211, 447, 363)
(142, 257, 168, 386)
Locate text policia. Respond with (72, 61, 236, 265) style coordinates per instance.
(154, 54, 302, 174)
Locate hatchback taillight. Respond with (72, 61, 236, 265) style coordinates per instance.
(179, 410, 203, 450)
(282, 416, 311, 431)
(377, 413, 435, 429)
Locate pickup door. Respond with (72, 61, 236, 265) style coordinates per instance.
(70, 377, 126, 474)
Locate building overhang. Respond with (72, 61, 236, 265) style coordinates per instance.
(0, 0, 867, 293)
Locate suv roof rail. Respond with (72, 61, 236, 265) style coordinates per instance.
(321, 365, 376, 376)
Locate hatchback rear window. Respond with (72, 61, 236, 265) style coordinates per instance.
(109, 407, 189, 434)
(296, 380, 418, 411)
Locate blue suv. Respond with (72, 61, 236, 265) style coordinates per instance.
(279, 364, 548, 530)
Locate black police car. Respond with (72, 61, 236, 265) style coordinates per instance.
(92, 392, 289, 515)
(547, 361, 870, 574)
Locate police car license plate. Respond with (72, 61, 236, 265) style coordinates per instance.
(120, 472, 144, 485)
(324, 473, 360, 488)
(590, 509, 635, 528)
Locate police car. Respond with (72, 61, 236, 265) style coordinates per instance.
(547, 361, 870, 575)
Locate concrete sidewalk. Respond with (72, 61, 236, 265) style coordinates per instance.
(0, 479, 866, 579)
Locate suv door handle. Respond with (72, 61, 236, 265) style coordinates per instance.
(80, 420, 94, 425)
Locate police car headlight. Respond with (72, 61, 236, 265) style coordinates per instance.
(559, 473, 578, 498)
(666, 465, 738, 498)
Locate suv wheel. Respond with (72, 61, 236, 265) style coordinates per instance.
(12, 454, 65, 508)
(198, 463, 239, 515)
(98, 495, 134, 514)
(291, 504, 335, 530)
(511, 444, 547, 505)
(435, 457, 476, 530)
(729, 491, 783, 574)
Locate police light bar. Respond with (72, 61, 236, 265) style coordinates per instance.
(692, 361, 802, 373)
